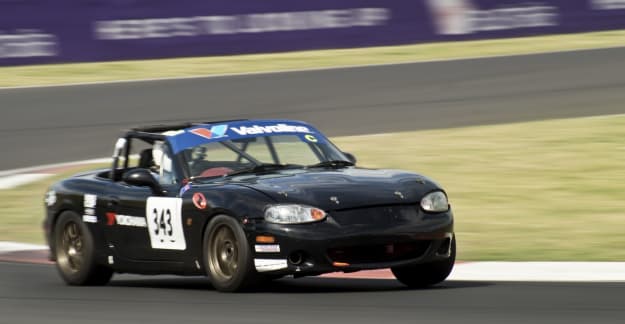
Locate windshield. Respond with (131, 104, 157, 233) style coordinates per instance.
(181, 134, 349, 178)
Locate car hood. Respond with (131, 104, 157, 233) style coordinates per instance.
(223, 168, 440, 211)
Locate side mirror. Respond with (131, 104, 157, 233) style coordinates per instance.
(343, 152, 357, 165)
(122, 169, 163, 195)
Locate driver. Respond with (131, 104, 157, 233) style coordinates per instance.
(152, 141, 175, 184)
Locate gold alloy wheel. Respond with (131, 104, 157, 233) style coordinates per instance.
(56, 221, 85, 274)
(208, 224, 239, 282)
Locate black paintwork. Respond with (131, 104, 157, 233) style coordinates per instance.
(43, 123, 454, 278)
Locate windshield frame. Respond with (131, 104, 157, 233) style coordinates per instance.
(161, 120, 354, 181)
(175, 133, 350, 180)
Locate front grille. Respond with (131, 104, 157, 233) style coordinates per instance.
(327, 241, 430, 264)
(331, 205, 420, 226)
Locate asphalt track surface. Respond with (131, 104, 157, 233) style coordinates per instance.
(2, 47, 625, 170)
(2, 48, 625, 323)
(1, 262, 624, 324)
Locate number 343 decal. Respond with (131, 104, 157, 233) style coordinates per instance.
(146, 197, 186, 250)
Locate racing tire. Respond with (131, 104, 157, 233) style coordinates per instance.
(391, 237, 456, 288)
(53, 211, 113, 286)
(203, 215, 259, 292)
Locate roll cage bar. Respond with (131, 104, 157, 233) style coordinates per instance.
(111, 120, 247, 180)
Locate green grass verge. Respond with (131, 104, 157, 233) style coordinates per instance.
(2, 29, 625, 88)
(0, 164, 109, 244)
(2, 115, 625, 260)
(334, 114, 625, 261)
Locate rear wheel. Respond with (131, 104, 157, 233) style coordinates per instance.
(54, 211, 112, 285)
(391, 237, 456, 288)
(203, 215, 258, 292)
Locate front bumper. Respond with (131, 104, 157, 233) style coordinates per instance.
(245, 205, 454, 276)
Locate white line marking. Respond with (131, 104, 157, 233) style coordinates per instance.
(0, 173, 53, 190)
(1, 45, 624, 91)
(0, 158, 110, 178)
(0, 157, 110, 189)
(0, 242, 47, 253)
(449, 262, 625, 282)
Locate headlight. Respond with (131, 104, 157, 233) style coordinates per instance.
(420, 191, 449, 212)
(264, 204, 327, 224)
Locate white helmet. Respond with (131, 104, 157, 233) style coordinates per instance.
(152, 141, 172, 172)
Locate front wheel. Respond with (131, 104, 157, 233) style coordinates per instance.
(391, 237, 456, 288)
(203, 215, 259, 292)
(53, 211, 113, 285)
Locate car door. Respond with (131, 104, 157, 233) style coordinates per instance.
(104, 140, 186, 262)
(104, 182, 155, 260)
(105, 182, 185, 261)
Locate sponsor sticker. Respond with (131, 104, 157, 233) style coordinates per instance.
(82, 215, 98, 223)
(254, 259, 288, 272)
(192, 192, 207, 210)
(84, 194, 97, 208)
(163, 130, 185, 137)
(44, 190, 56, 207)
(106, 212, 116, 226)
(179, 183, 192, 196)
(190, 125, 228, 140)
(84, 194, 97, 218)
(255, 244, 281, 253)
(105, 212, 146, 227)
(304, 134, 318, 143)
(230, 123, 311, 136)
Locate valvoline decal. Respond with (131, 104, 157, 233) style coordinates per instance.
(167, 120, 327, 154)
(189, 125, 228, 140)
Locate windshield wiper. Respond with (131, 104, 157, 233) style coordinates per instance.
(306, 160, 354, 169)
(226, 163, 303, 177)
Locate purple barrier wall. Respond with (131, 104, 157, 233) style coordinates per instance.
(1, 0, 625, 66)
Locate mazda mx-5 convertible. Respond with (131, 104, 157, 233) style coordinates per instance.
(44, 119, 455, 292)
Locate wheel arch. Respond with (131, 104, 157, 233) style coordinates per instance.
(49, 197, 108, 264)
(199, 209, 242, 255)
(48, 202, 82, 260)
(193, 186, 273, 254)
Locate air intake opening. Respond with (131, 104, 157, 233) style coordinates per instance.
(328, 241, 430, 264)
(436, 237, 452, 257)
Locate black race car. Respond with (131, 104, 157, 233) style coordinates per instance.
(43, 119, 455, 292)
